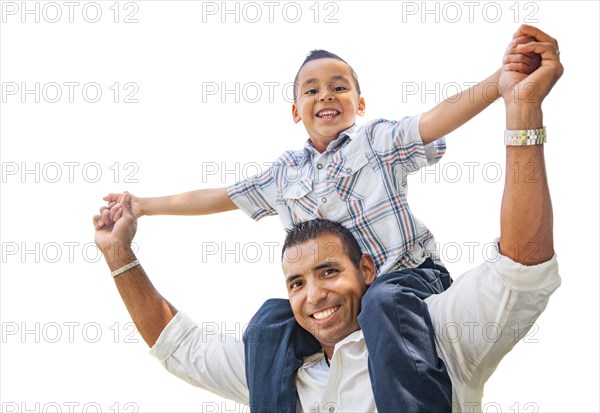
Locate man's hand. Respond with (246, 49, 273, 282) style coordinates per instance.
(93, 192, 137, 256)
(95, 192, 142, 230)
(500, 24, 564, 109)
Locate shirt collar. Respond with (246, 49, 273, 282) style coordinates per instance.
(302, 124, 359, 160)
(302, 329, 365, 367)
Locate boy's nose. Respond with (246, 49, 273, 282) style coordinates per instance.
(319, 88, 334, 101)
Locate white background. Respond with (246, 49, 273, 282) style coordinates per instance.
(1, 1, 598, 412)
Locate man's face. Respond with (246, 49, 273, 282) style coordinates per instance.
(282, 233, 375, 356)
(292, 58, 365, 153)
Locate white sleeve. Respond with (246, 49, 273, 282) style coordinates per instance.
(149, 312, 249, 405)
(425, 242, 561, 388)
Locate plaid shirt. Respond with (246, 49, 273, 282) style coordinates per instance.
(227, 115, 446, 274)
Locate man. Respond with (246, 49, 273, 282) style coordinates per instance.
(94, 24, 562, 412)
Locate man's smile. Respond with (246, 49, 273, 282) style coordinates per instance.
(311, 305, 341, 321)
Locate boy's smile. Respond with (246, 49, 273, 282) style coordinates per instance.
(292, 58, 365, 153)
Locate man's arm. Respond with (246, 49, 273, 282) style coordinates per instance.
(419, 33, 541, 145)
(94, 194, 249, 403)
(96, 187, 238, 230)
(425, 25, 563, 397)
(94, 193, 177, 346)
(498, 24, 562, 264)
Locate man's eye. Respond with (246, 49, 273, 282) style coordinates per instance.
(290, 281, 302, 289)
(324, 269, 338, 276)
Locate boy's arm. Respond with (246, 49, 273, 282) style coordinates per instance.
(419, 68, 501, 145)
(96, 188, 238, 229)
(419, 34, 540, 145)
(137, 188, 238, 216)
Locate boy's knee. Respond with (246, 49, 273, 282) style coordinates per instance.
(361, 279, 398, 313)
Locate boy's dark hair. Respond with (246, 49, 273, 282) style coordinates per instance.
(293, 50, 361, 102)
(282, 219, 363, 269)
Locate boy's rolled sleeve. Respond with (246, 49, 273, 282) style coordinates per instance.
(369, 114, 446, 173)
(150, 312, 249, 405)
(227, 166, 279, 221)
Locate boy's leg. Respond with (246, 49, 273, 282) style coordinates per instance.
(243, 298, 321, 413)
(357, 260, 453, 413)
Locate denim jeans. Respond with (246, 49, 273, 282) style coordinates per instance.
(243, 258, 453, 413)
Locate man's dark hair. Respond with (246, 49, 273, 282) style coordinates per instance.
(282, 219, 363, 269)
(293, 50, 362, 102)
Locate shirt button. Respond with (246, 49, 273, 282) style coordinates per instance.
(296, 191, 301, 197)
(346, 167, 352, 173)
(321, 197, 327, 203)
(317, 164, 323, 170)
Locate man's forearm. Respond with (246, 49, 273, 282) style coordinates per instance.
(103, 244, 177, 347)
(499, 105, 553, 265)
(419, 69, 501, 145)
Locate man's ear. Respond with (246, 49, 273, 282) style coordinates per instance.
(359, 253, 376, 286)
(292, 103, 302, 124)
(356, 97, 366, 116)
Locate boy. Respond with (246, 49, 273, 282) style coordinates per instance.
(98, 35, 538, 412)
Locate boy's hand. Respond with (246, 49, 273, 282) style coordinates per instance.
(499, 24, 563, 108)
(95, 192, 142, 230)
(503, 34, 542, 75)
(93, 192, 138, 256)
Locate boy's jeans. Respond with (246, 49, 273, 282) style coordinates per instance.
(243, 258, 453, 413)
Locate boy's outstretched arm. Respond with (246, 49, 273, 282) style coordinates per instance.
(95, 188, 238, 230)
(419, 31, 540, 145)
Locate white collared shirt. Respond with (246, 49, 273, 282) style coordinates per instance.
(150, 245, 561, 413)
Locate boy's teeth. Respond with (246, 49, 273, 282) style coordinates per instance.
(318, 110, 339, 118)
(313, 306, 339, 320)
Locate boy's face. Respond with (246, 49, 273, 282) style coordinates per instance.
(282, 233, 376, 357)
(292, 58, 365, 153)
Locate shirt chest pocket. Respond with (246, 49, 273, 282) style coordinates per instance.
(331, 152, 376, 202)
(281, 174, 318, 222)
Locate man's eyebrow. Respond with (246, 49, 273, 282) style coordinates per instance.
(285, 262, 340, 284)
(285, 274, 301, 284)
(314, 261, 340, 271)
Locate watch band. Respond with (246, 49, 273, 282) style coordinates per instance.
(111, 259, 140, 277)
(504, 127, 547, 146)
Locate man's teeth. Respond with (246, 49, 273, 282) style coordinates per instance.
(318, 110, 339, 118)
(313, 306, 339, 320)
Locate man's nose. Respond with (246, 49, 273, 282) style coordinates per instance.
(306, 280, 327, 305)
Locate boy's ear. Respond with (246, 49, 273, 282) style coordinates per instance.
(292, 103, 302, 124)
(356, 97, 366, 116)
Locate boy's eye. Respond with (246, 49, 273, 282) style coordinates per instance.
(333, 86, 346, 92)
(305, 89, 318, 95)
